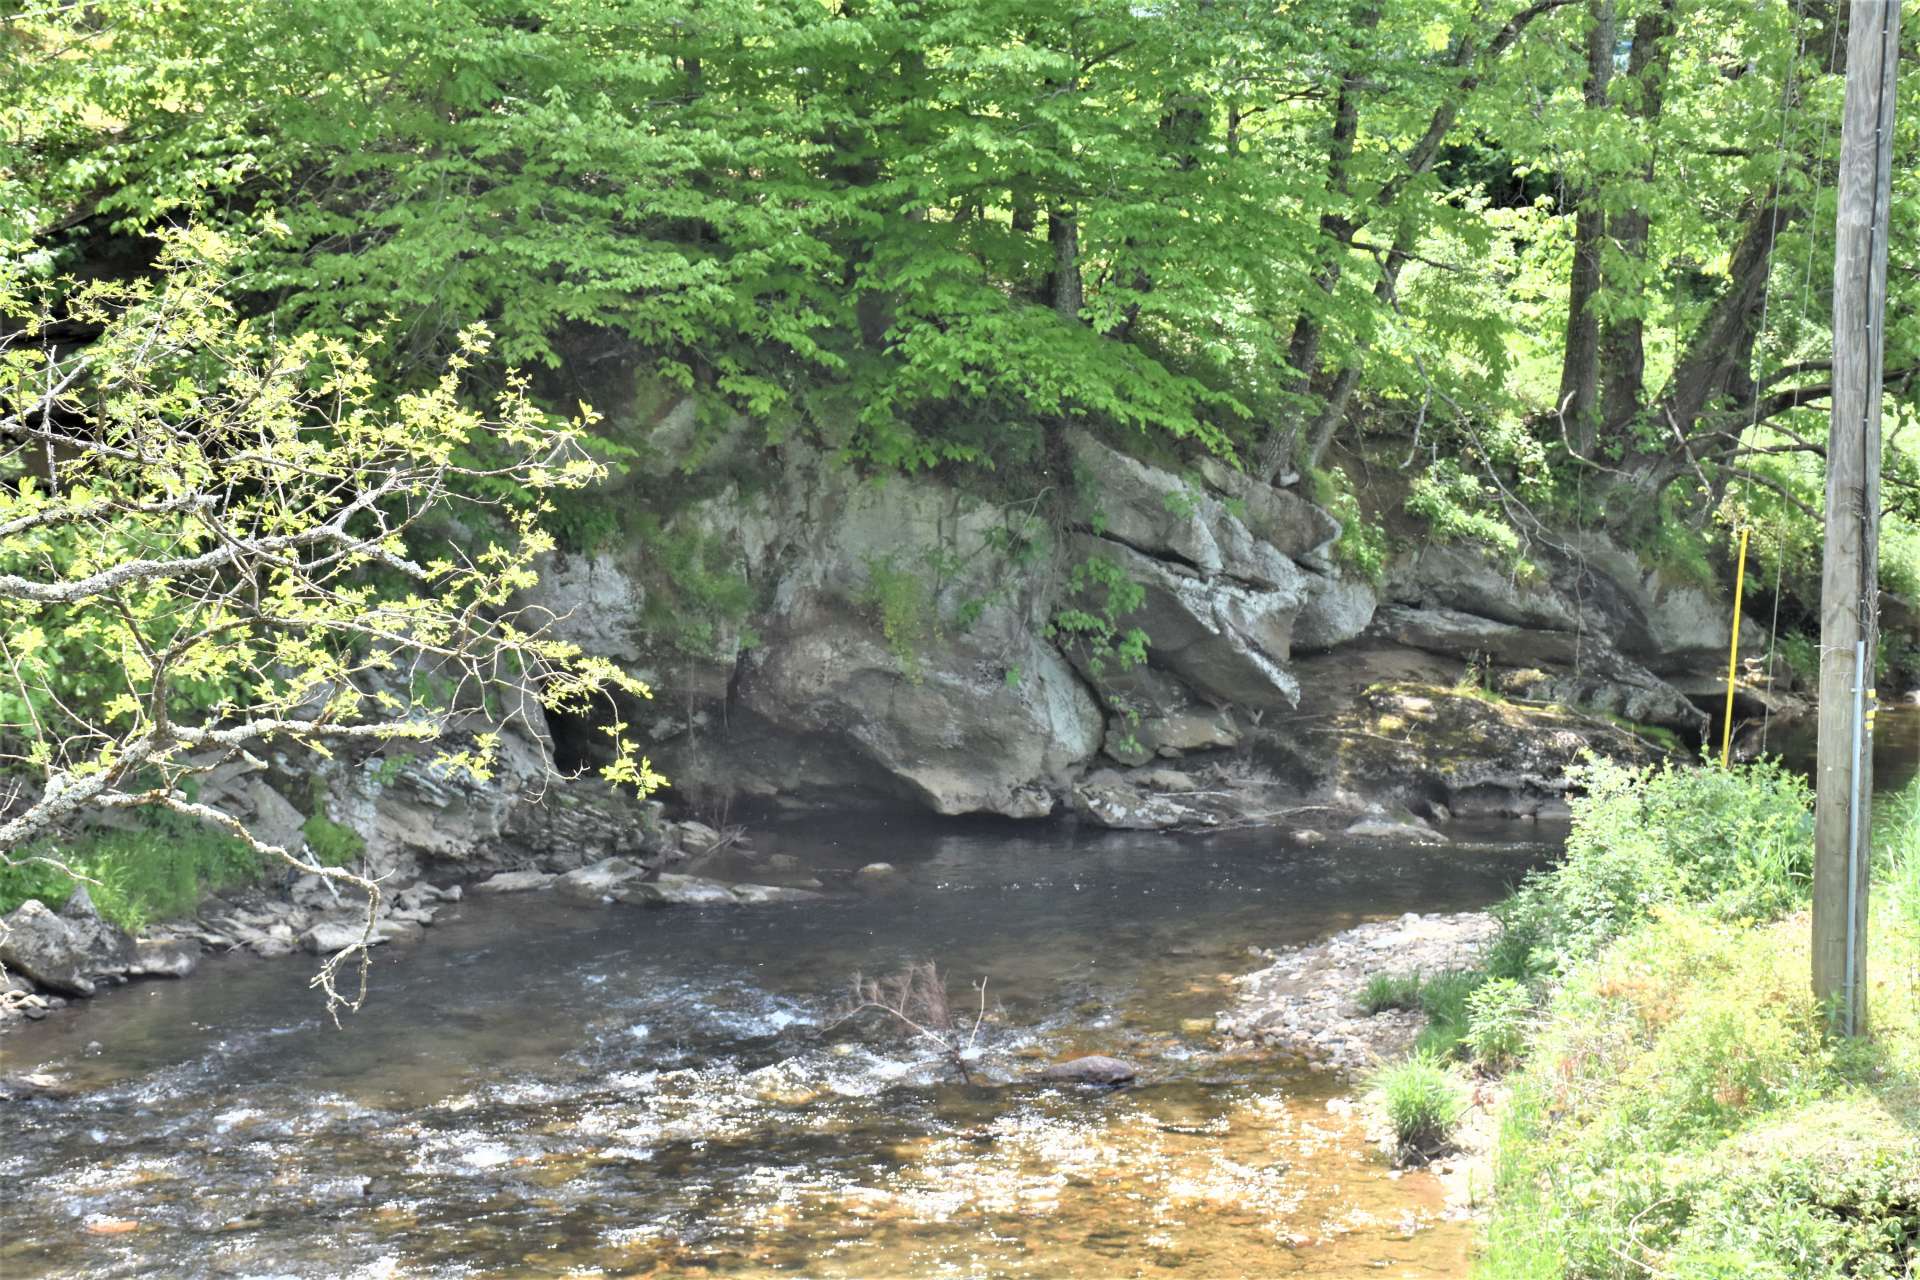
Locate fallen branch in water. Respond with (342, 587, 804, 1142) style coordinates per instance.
(833, 961, 989, 1084)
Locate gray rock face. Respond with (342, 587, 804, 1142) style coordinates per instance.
(1068, 432, 1298, 586)
(1294, 572, 1377, 653)
(0, 900, 97, 996)
(700, 459, 1105, 817)
(1072, 535, 1303, 711)
(1195, 457, 1341, 562)
(1039, 1054, 1139, 1085)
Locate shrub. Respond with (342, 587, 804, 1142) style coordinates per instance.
(1491, 758, 1813, 979)
(1372, 1051, 1463, 1160)
(1359, 971, 1424, 1014)
(1465, 978, 1530, 1069)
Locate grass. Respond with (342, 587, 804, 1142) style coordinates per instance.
(0, 811, 262, 935)
(1473, 776, 1920, 1279)
(1373, 1051, 1464, 1160)
(1413, 969, 1487, 1058)
(1359, 971, 1425, 1014)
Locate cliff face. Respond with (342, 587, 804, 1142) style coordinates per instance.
(511, 413, 1798, 832)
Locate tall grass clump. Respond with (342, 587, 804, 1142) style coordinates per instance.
(1358, 971, 1424, 1013)
(1372, 1051, 1462, 1161)
(1488, 757, 1813, 980)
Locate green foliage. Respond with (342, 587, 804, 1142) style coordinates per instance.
(1306, 467, 1390, 586)
(633, 515, 759, 662)
(301, 811, 366, 869)
(1463, 977, 1530, 1069)
(1371, 1052, 1463, 1158)
(1405, 460, 1523, 564)
(0, 812, 259, 935)
(1476, 773, 1920, 1280)
(1359, 971, 1425, 1014)
(1490, 758, 1814, 979)
(1475, 908, 1920, 1280)
(857, 554, 936, 684)
(1413, 969, 1488, 1059)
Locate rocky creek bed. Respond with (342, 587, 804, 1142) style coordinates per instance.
(0, 815, 1552, 1279)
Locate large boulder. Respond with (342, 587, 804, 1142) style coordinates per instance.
(59, 886, 135, 978)
(1067, 431, 1299, 587)
(0, 900, 98, 996)
(1294, 571, 1378, 653)
(1071, 535, 1303, 710)
(1387, 544, 1580, 631)
(681, 459, 1105, 817)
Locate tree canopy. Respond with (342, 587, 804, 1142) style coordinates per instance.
(1, 0, 1917, 704)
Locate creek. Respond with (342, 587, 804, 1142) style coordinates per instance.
(1, 820, 1549, 1279)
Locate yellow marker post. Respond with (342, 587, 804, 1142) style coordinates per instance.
(1720, 527, 1751, 767)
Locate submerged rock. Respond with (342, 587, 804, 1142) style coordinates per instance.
(1039, 1055, 1139, 1086)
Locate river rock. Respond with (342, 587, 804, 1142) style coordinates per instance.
(1039, 1055, 1139, 1085)
(472, 870, 555, 894)
(127, 939, 200, 979)
(676, 821, 724, 854)
(1343, 805, 1448, 844)
(59, 886, 136, 978)
(851, 863, 905, 892)
(0, 900, 96, 996)
(617, 874, 741, 907)
(556, 857, 647, 901)
(300, 916, 424, 954)
(729, 883, 826, 905)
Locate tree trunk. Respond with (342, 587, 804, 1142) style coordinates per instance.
(1556, 0, 1614, 457)
(1048, 204, 1083, 322)
(1598, 2, 1675, 437)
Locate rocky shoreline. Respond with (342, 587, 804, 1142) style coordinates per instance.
(1216, 910, 1500, 1073)
(0, 815, 879, 1032)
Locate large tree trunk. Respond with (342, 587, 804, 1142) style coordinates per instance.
(1598, 2, 1675, 437)
(1557, 0, 1615, 456)
(1048, 203, 1083, 322)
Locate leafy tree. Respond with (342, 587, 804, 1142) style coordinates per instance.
(0, 227, 660, 1014)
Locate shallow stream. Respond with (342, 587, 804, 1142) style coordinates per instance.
(0, 820, 1550, 1279)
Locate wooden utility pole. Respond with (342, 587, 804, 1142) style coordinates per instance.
(1813, 0, 1899, 1037)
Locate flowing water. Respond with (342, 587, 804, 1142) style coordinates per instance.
(0, 819, 1553, 1279)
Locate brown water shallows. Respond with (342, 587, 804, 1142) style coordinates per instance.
(0, 817, 1550, 1278)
